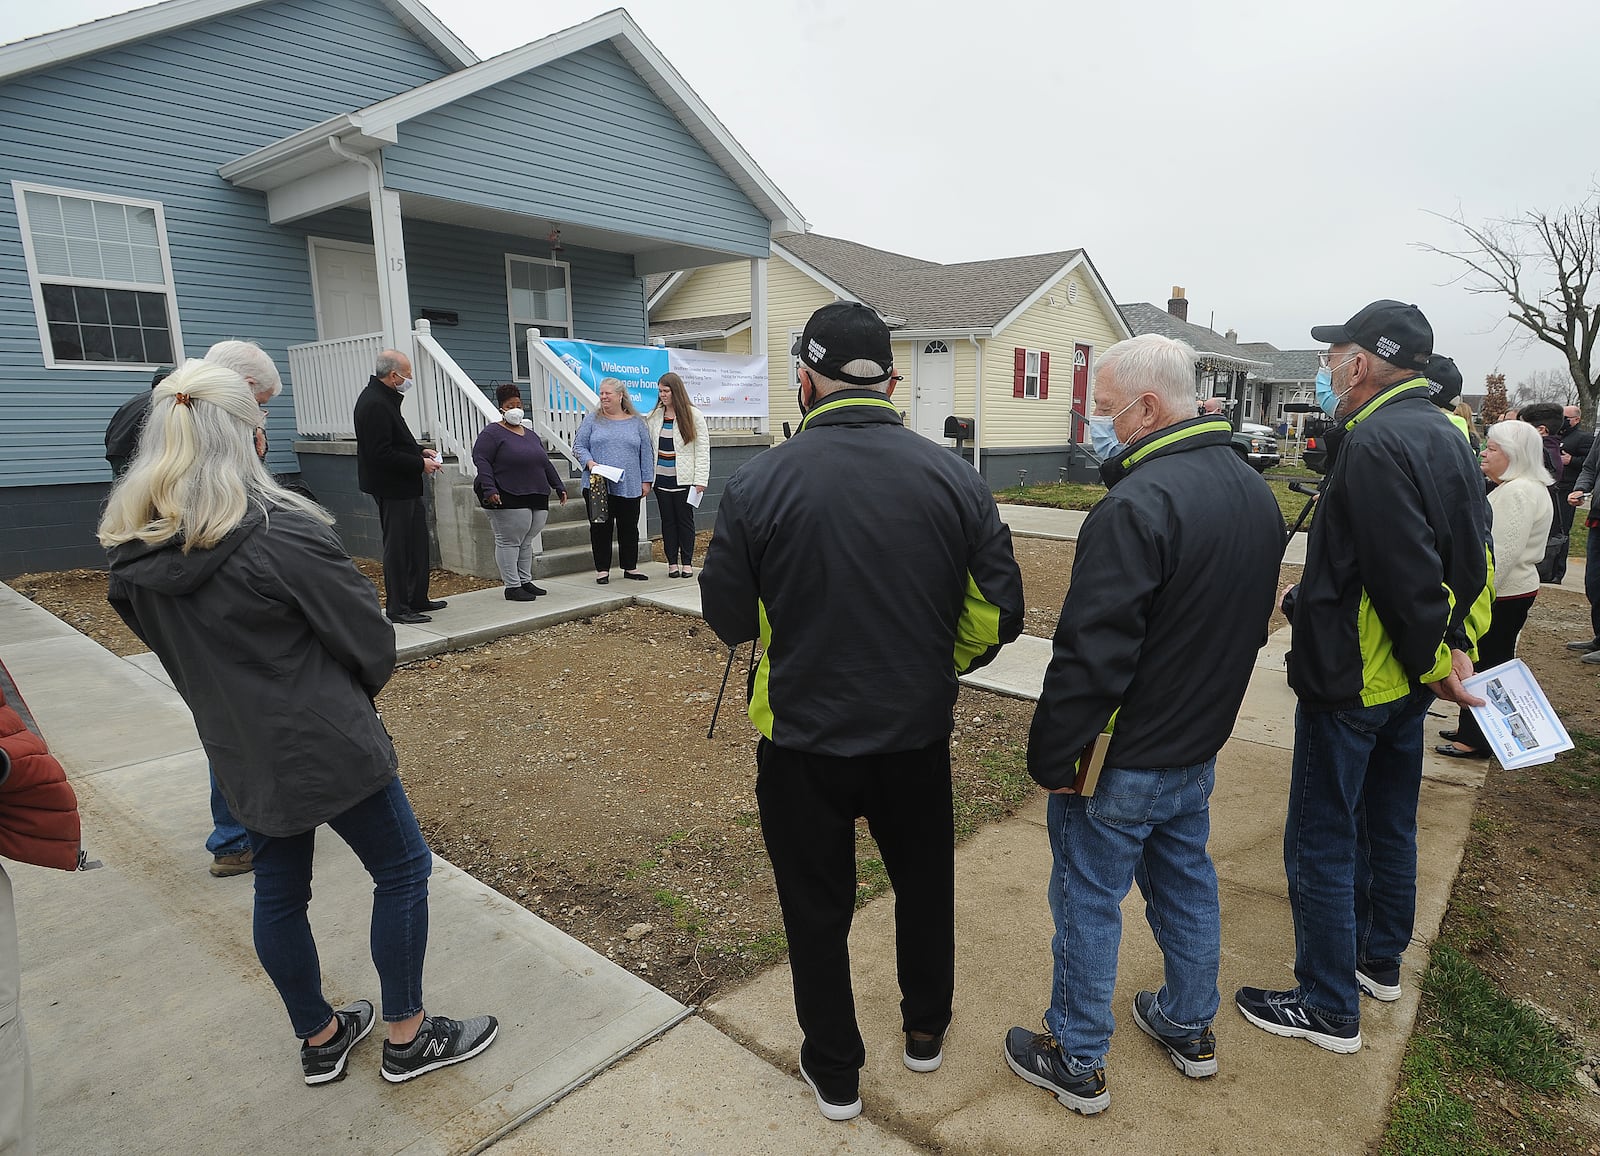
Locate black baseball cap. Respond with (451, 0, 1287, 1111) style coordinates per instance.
(1424, 354, 1462, 408)
(790, 302, 894, 386)
(1310, 300, 1433, 371)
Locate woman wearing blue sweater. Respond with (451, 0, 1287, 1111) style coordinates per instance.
(572, 378, 653, 584)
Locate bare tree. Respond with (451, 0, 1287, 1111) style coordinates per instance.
(1512, 367, 1579, 407)
(1422, 187, 1600, 425)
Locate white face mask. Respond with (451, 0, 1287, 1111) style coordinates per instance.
(396, 376, 414, 394)
(502, 407, 524, 424)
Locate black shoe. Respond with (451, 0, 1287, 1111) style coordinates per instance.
(1439, 729, 1460, 742)
(1002, 1024, 1109, 1115)
(1131, 991, 1217, 1078)
(1434, 743, 1490, 759)
(504, 587, 537, 602)
(596, 575, 609, 585)
(1234, 987, 1361, 1053)
(387, 611, 432, 625)
(1356, 960, 1402, 1002)
(418, 599, 448, 611)
(381, 1013, 499, 1083)
(623, 570, 649, 581)
(301, 1000, 374, 1086)
(904, 1029, 945, 1073)
(797, 1054, 861, 1121)
(521, 583, 547, 596)
(1567, 637, 1600, 652)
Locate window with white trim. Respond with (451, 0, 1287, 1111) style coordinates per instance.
(14, 182, 183, 369)
(1024, 350, 1041, 399)
(507, 254, 572, 379)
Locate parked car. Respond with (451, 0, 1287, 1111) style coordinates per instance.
(1232, 422, 1280, 472)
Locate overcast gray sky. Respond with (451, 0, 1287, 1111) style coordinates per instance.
(7, 0, 1597, 393)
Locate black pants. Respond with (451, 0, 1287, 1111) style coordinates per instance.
(1455, 594, 1535, 750)
(1552, 493, 1577, 582)
(654, 486, 696, 567)
(755, 737, 955, 1095)
(376, 495, 430, 615)
(586, 492, 641, 572)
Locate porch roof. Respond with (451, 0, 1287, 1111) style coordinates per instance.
(218, 8, 806, 255)
(648, 312, 752, 342)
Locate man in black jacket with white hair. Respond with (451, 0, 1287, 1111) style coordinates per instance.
(700, 301, 1023, 1124)
(1002, 333, 1283, 1115)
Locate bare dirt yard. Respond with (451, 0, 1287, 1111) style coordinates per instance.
(15, 535, 1600, 1149)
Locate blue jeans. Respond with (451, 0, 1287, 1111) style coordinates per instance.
(1286, 690, 1431, 1024)
(247, 777, 432, 1039)
(205, 769, 250, 857)
(1046, 761, 1220, 1075)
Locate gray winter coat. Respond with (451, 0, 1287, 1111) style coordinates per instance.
(108, 503, 398, 837)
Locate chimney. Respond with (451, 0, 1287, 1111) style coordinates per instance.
(1167, 286, 1188, 322)
(1224, 327, 1237, 343)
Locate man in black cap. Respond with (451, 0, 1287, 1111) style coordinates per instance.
(1237, 301, 1491, 1054)
(699, 301, 1024, 1121)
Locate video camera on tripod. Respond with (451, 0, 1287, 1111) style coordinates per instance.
(1284, 401, 1336, 475)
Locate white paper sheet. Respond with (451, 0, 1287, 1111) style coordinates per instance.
(687, 487, 704, 508)
(590, 463, 624, 483)
(1461, 658, 1573, 769)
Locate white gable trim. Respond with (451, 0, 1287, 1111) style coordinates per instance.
(646, 271, 687, 310)
(221, 10, 806, 236)
(772, 244, 865, 309)
(990, 252, 1134, 341)
(0, 0, 476, 85)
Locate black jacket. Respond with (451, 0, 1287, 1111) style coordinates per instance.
(104, 391, 152, 477)
(108, 504, 399, 837)
(1561, 423, 1594, 490)
(354, 377, 425, 498)
(699, 391, 1024, 758)
(1287, 380, 1492, 710)
(1026, 418, 1284, 788)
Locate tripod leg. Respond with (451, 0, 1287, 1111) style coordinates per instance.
(708, 642, 739, 739)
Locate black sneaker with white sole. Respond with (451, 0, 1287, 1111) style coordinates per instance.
(1131, 991, 1217, 1078)
(1002, 1024, 1109, 1115)
(381, 1013, 499, 1083)
(1356, 960, 1402, 1001)
(301, 999, 374, 1086)
(1235, 986, 1361, 1053)
(797, 1055, 861, 1121)
(903, 1029, 945, 1073)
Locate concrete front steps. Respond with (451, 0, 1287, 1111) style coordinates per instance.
(434, 465, 642, 582)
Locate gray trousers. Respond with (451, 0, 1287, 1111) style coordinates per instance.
(0, 863, 34, 1156)
(485, 506, 550, 588)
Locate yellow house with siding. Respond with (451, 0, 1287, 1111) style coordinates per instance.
(647, 232, 1131, 488)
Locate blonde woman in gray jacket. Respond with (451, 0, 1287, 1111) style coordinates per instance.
(647, 372, 712, 577)
(100, 360, 498, 1087)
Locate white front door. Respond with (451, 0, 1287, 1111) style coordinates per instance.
(913, 340, 956, 442)
(309, 238, 382, 340)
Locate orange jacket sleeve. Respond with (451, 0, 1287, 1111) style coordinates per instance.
(0, 688, 81, 871)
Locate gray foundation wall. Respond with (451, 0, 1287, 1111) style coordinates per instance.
(0, 482, 114, 577)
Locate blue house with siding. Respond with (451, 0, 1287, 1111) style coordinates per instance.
(0, 0, 803, 575)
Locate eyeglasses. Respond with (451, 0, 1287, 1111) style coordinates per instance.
(1317, 350, 1361, 370)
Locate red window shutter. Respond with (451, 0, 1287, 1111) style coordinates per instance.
(1013, 347, 1026, 397)
(1039, 351, 1050, 399)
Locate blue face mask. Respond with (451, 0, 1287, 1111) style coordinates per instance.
(1088, 396, 1143, 460)
(1315, 356, 1357, 418)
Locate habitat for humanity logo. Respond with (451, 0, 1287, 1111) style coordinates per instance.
(559, 353, 584, 377)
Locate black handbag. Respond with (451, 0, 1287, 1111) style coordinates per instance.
(1536, 532, 1569, 583)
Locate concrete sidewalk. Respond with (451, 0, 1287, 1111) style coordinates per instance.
(0, 542, 1484, 1154)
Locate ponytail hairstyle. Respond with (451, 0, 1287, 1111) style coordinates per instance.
(650, 372, 698, 443)
(98, 359, 332, 552)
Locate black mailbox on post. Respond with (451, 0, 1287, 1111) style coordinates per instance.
(944, 416, 974, 440)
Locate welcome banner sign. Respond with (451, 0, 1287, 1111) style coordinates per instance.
(543, 339, 767, 419)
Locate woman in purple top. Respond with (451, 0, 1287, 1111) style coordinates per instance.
(472, 383, 568, 601)
(572, 378, 654, 584)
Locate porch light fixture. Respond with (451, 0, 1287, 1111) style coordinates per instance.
(547, 228, 564, 253)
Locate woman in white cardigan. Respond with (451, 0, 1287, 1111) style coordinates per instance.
(1439, 420, 1554, 758)
(646, 372, 712, 577)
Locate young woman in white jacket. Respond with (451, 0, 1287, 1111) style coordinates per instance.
(1439, 419, 1554, 758)
(646, 372, 712, 577)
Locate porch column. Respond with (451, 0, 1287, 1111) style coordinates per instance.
(750, 257, 768, 436)
(370, 185, 420, 436)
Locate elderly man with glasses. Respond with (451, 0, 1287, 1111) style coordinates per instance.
(1236, 301, 1491, 1054)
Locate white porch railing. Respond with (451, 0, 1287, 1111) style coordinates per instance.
(286, 331, 384, 437)
(414, 318, 498, 477)
(525, 327, 600, 469)
(702, 413, 767, 435)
